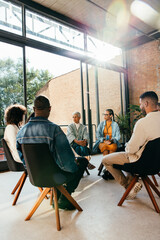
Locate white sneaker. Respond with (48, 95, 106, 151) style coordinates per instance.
(126, 182, 142, 200)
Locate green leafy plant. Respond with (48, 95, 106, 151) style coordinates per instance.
(115, 104, 143, 142)
(115, 112, 131, 141)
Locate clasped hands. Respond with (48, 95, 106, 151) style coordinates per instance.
(74, 139, 87, 146)
(104, 140, 112, 145)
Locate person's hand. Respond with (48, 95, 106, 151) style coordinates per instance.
(74, 139, 87, 146)
(104, 140, 112, 145)
(79, 140, 87, 146)
(82, 139, 87, 146)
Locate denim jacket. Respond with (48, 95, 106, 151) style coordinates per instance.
(16, 117, 78, 173)
(93, 120, 121, 153)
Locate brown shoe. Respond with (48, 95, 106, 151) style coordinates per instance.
(87, 163, 96, 170)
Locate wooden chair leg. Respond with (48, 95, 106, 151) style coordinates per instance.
(53, 188, 61, 231)
(12, 172, 27, 206)
(50, 188, 53, 205)
(56, 185, 83, 211)
(11, 173, 24, 194)
(142, 177, 160, 213)
(118, 176, 138, 206)
(38, 187, 49, 200)
(25, 188, 51, 221)
(85, 168, 90, 175)
(151, 175, 159, 187)
(145, 176, 160, 197)
(98, 163, 104, 176)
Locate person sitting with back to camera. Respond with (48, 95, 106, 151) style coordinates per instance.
(67, 111, 95, 169)
(16, 96, 88, 210)
(93, 109, 121, 156)
(4, 104, 27, 163)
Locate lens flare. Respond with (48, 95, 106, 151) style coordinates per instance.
(131, 0, 160, 29)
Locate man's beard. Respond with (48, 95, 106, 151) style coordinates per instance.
(141, 107, 146, 116)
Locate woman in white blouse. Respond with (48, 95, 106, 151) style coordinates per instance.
(4, 104, 27, 163)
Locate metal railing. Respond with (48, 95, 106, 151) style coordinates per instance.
(59, 123, 97, 145)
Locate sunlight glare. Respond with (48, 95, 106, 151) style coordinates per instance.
(93, 44, 121, 62)
(131, 0, 160, 29)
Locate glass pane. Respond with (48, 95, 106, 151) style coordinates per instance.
(82, 65, 123, 144)
(0, 42, 24, 126)
(98, 68, 122, 142)
(26, 10, 84, 54)
(26, 47, 81, 134)
(0, 41, 23, 161)
(87, 35, 123, 67)
(0, 0, 22, 35)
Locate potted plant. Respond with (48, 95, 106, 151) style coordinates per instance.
(115, 104, 142, 144)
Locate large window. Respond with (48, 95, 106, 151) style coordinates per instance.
(26, 47, 81, 133)
(26, 10, 84, 53)
(82, 64, 123, 144)
(0, 0, 126, 151)
(0, 0, 22, 35)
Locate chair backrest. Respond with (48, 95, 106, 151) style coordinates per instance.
(21, 143, 68, 188)
(116, 137, 160, 175)
(2, 139, 25, 172)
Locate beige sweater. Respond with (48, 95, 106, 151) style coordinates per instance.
(4, 124, 22, 163)
(125, 111, 160, 162)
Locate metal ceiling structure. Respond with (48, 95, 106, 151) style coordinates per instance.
(27, 0, 160, 49)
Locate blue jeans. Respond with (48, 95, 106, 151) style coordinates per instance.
(72, 142, 91, 156)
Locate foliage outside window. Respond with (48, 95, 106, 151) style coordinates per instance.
(0, 58, 53, 126)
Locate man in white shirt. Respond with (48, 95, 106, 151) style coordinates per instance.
(102, 91, 160, 199)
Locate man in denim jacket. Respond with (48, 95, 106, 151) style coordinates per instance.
(17, 95, 88, 210)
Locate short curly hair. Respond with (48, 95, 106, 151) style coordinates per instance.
(5, 104, 27, 126)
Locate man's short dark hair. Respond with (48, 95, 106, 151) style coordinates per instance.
(34, 96, 50, 110)
(140, 91, 158, 104)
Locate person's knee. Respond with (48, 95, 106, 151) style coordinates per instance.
(75, 147, 81, 155)
(110, 144, 117, 152)
(102, 155, 110, 166)
(81, 146, 90, 156)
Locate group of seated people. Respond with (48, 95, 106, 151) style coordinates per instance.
(3, 91, 160, 209)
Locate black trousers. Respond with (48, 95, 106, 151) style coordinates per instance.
(61, 157, 88, 194)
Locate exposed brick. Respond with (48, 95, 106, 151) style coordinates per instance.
(126, 40, 160, 105)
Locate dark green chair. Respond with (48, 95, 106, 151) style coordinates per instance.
(21, 143, 82, 231)
(113, 138, 160, 213)
(2, 138, 27, 205)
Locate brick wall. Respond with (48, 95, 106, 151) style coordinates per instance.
(126, 40, 160, 105)
(37, 66, 121, 131)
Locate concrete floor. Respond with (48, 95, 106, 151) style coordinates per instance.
(0, 154, 160, 240)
